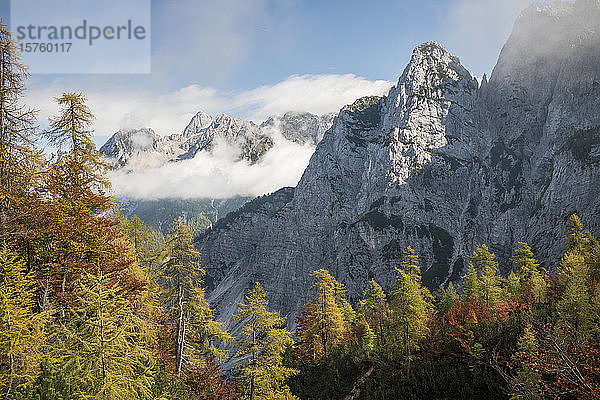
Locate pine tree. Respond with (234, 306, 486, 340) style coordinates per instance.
(466, 245, 502, 307)
(0, 249, 47, 398)
(159, 220, 230, 376)
(233, 282, 297, 400)
(390, 248, 431, 375)
(0, 21, 39, 248)
(295, 269, 348, 362)
(358, 279, 388, 349)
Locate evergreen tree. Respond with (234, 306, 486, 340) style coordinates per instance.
(390, 248, 431, 375)
(358, 279, 388, 349)
(295, 269, 348, 362)
(159, 220, 230, 376)
(0, 21, 39, 248)
(0, 249, 47, 398)
(233, 282, 297, 400)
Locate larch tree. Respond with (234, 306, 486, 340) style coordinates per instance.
(0, 21, 39, 248)
(295, 269, 348, 363)
(557, 251, 591, 339)
(465, 245, 502, 308)
(511, 242, 547, 305)
(34, 92, 115, 317)
(0, 248, 47, 398)
(390, 249, 431, 375)
(58, 266, 153, 400)
(233, 282, 297, 400)
(159, 220, 230, 376)
(357, 279, 388, 349)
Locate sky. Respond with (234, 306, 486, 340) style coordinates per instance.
(1, 0, 550, 142)
(0, 0, 556, 199)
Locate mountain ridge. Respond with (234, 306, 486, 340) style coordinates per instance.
(196, 0, 600, 329)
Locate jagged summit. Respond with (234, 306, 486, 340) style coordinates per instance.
(196, 4, 600, 330)
(261, 111, 335, 145)
(182, 110, 213, 137)
(100, 110, 335, 171)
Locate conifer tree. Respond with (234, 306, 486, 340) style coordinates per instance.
(159, 220, 230, 376)
(465, 245, 502, 307)
(233, 282, 297, 400)
(0, 249, 47, 398)
(509, 324, 542, 400)
(437, 281, 458, 315)
(390, 248, 431, 374)
(45, 92, 109, 192)
(0, 21, 39, 247)
(511, 242, 547, 305)
(56, 267, 153, 400)
(391, 270, 430, 375)
(358, 279, 388, 348)
(566, 214, 585, 252)
(295, 269, 348, 362)
(557, 251, 591, 338)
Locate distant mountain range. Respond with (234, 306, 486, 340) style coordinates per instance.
(99, 111, 335, 231)
(99, 111, 335, 171)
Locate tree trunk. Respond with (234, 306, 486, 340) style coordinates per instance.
(404, 324, 410, 376)
(176, 283, 185, 376)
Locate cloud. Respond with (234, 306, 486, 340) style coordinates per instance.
(236, 74, 392, 122)
(106, 130, 315, 199)
(25, 73, 392, 139)
(25, 72, 392, 199)
(439, 0, 552, 76)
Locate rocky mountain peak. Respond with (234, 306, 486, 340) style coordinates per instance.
(99, 128, 160, 168)
(260, 111, 336, 145)
(100, 109, 335, 171)
(182, 110, 213, 137)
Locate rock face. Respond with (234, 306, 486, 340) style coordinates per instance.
(197, 0, 600, 328)
(261, 112, 336, 146)
(99, 111, 334, 170)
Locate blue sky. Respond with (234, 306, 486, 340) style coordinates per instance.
(1, 0, 547, 143)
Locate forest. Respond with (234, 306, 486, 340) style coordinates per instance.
(1, 22, 599, 400)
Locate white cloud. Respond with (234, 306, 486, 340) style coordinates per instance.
(25, 73, 392, 199)
(106, 131, 315, 199)
(236, 74, 393, 122)
(440, 0, 550, 76)
(26, 73, 392, 138)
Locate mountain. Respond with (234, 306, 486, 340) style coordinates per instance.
(99, 111, 335, 171)
(261, 112, 336, 146)
(100, 111, 335, 231)
(197, 0, 600, 328)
